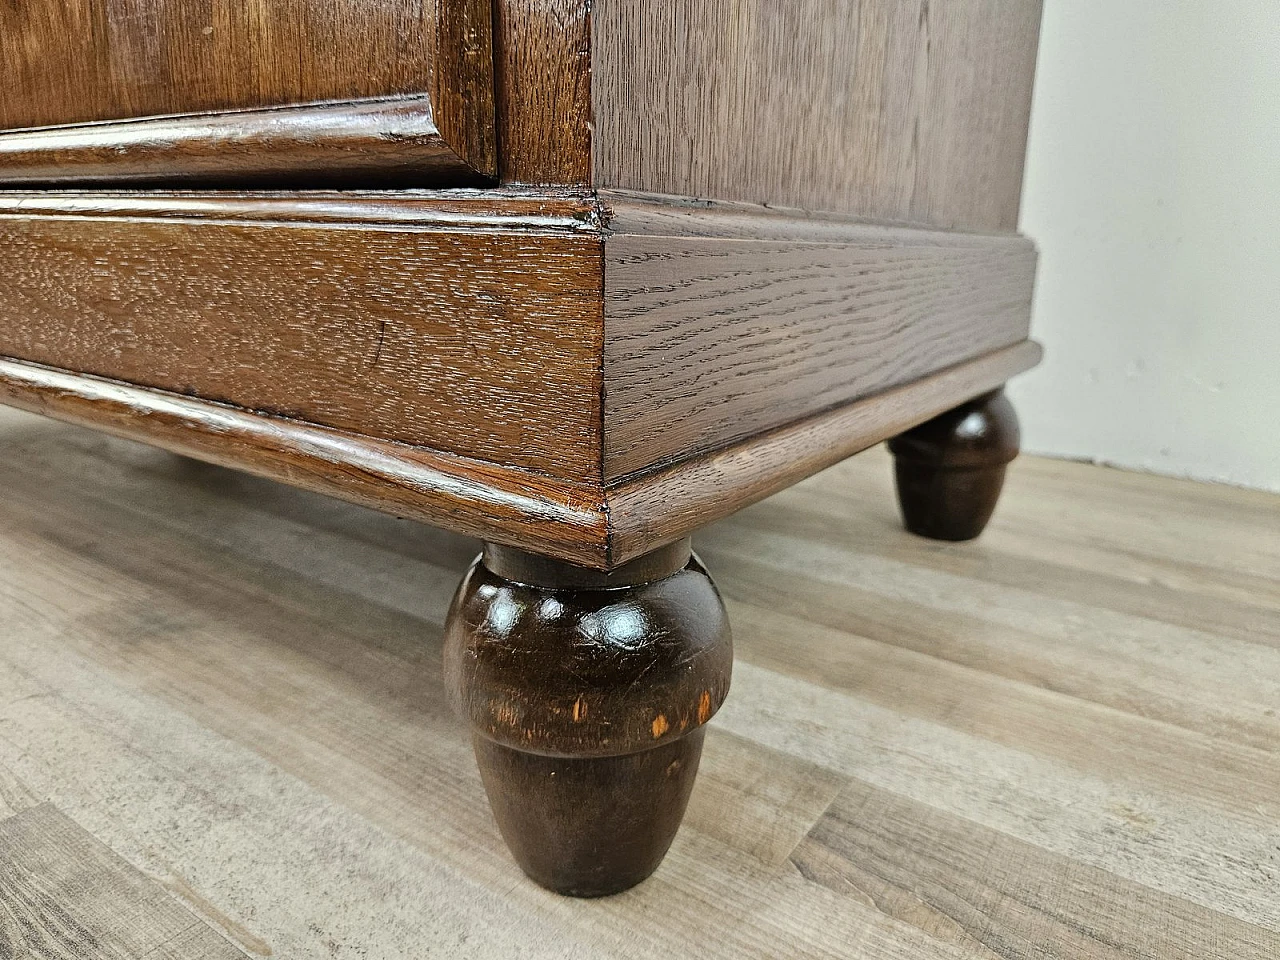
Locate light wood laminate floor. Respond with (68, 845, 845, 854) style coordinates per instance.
(0, 406, 1276, 959)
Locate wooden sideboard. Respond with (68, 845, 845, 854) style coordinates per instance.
(0, 0, 1044, 897)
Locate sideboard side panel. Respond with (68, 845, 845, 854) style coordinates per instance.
(592, 0, 1043, 231)
(602, 198, 1038, 480)
(605, 341, 1043, 564)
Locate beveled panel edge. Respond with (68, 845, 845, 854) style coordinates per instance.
(0, 358, 610, 567)
(0, 187, 603, 232)
(0, 190, 609, 482)
(0, 97, 495, 189)
(603, 341, 1044, 565)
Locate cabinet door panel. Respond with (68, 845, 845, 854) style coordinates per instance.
(0, 0, 495, 185)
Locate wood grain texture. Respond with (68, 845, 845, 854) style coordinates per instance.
(702, 462, 1280, 820)
(0, 191, 604, 481)
(0, 189, 1038, 538)
(0, 0, 495, 178)
(792, 782, 1279, 959)
(607, 342, 1041, 564)
(432, 0, 499, 178)
(0, 763, 40, 823)
(604, 197, 1038, 478)
(0, 344, 1037, 568)
(0, 804, 247, 959)
(686, 729, 846, 869)
(0, 358, 610, 567)
(0, 189, 602, 226)
(0, 421, 960, 959)
(0, 98, 490, 187)
(446, 543, 730, 758)
(0, 404, 1277, 956)
(593, 0, 1043, 230)
(491, 0, 593, 184)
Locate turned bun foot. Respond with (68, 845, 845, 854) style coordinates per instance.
(888, 389, 1020, 542)
(472, 731, 706, 896)
(443, 540, 732, 897)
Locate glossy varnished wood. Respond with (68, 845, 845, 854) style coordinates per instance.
(471, 732, 708, 898)
(492, 0, 593, 185)
(0, 191, 604, 481)
(0, 408, 1276, 954)
(0, 99, 490, 188)
(0, 190, 1038, 500)
(603, 195, 1037, 478)
(0, 0, 1043, 204)
(0, 190, 601, 226)
(443, 542, 732, 895)
(889, 389, 1021, 540)
(608, 342, 1040, 564)
(0, 343, 1039, 568)
(0, 0, 496, 181)
(0, 358, 609, 567)
(592, 0, 1044, 230)
(0, 0, 1062, 921)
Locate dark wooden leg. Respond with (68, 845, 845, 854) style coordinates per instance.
(443, 539, 733, 897)
(888, 388, 1020, 541)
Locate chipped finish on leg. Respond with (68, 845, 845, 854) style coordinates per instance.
(888, 389, 1021, 541)
(442, 539, 733, 896)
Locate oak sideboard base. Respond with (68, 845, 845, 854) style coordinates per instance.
(0, 343, 1040, 570)
(0, 0, 1045, 902)
(889, 389, 1022, 542)
(443, 540, 732, 896)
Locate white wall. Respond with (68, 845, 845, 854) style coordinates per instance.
(1011, 0, 1280, 492)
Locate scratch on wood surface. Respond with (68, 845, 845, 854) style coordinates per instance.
(162, 868, 274, 957)
(366, 320, 388, 373)
(0, 757, 41, 820)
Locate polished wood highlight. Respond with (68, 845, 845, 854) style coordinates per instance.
(0, 191, 604, 481)
(0, 98, 491, 187)
(592, 0, 1044, 230)
(890, 389, 1021, 541)
(0, 1, 1045, 199)
(471, 732, 708, 898)
(443, 542, 733, 895)
(0, 0, 496, 180)
(0, 189, 1037, 496)
(0, 358, 608, 567)
(0, 343, 1039, 568)
(0, 190, 602, 227)
(603, 197, 1037, 478)
(607, 341, 1040, 564)
(0, 405, 1275, 955)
